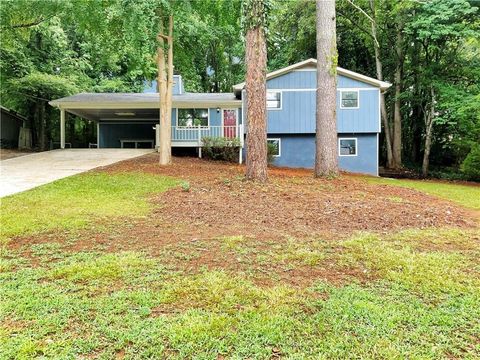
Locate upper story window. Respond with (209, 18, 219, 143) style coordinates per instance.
(339, 138, 357, 156)
(177, 109, 209, 127)
(340, 90, 359, 109)
(267, 91, 282, 109)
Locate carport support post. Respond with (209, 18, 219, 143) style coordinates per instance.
(60, 109, 65, 149)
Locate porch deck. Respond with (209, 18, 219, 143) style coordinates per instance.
(157, 125, 244, 148)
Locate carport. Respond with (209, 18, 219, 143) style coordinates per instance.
(48, 92, 242, 149)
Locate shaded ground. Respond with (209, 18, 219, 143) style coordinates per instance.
(0, 148, 33, 160)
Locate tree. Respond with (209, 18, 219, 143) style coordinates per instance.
(157, 13, 174, 165)
(314, 0, 338, 177)
(243, 0, 268, 182)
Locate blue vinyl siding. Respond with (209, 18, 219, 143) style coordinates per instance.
(143, 75, 183, 95)
(265, 90, 379, 134)
(337, 89, 379, 133)
(267, 70, 377, 90)
(247, 133, 377, 175)
(260, 70, 380, 134)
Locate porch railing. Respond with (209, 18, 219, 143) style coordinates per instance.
(156, 125, 244, 147)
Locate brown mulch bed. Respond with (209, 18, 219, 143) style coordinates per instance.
(103, 154, 472, 236)
(10, 154, 477, 287)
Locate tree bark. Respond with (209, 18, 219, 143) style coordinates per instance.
(157, 14, 173, 165)
(392, 22, 404, 169)
(369, 0, 394, 168)
(422, 87, 435, 177)
(245, 19, 268, 182)
(314, 0, 338, 177)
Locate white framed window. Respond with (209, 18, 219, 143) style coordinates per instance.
(177, 109, 209, 127)
(340, 90, 359, 109)
(339, 138, 357, 156)
(267, 91, 282, 110)
(267, 138, 281, 157)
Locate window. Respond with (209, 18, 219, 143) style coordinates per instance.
(177, 109, 209, 127)
(267, 91, 282, 109)
(340, 90, 359, 108)
(267, 138, 281, 157)
(339, 138, 357, 156)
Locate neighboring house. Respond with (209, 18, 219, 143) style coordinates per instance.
(0, 106, 28, 148)
(49, 59, 391, 175)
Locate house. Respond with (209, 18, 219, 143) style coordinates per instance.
(49, 59, 391, 176)
(0, 105, 31, 149)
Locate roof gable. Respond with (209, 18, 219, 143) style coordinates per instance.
(233, 58, 391, 93)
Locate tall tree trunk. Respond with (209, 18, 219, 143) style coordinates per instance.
(37, 101, 46, 151)
(157, 14, 173, 165)
(369, 0, 393, 168)
(314, 0, 338, 177)
(392, 18, 405, 169)
(422, 87, 435, 177)
(245, 1, 268, 182)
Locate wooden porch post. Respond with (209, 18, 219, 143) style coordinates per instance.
(60, 109, 65, 149)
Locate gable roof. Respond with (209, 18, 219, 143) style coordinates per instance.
(233, 58, 392, 94)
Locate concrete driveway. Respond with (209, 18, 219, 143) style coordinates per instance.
(0, 149, 153, 197)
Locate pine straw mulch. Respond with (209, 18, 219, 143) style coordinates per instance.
(10, 154, 477, 287)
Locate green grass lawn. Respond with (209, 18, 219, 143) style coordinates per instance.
(363, 176, 480, 210)
(1, 169, 479, 359)
(0, 172, 178, 240)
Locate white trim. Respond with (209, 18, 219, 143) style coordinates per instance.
(339, 90, 360, 110)
(292, 68, 316, 72)
(233, 58, 392, 92)
(377, 88, 381, 133)
(338, 137, 358, 157)
(337, 87, 377, 91)
(60, 109, 65, 149)
(221, 108, 239, 136)
(264, 87, 377, 93)
(267, 90, 282, 110)
(175, 108, 210, 128)
(267, 138, 281, 157)
(97, 122, 100, 148)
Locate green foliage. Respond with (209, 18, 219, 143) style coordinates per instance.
(267, 140, 277, 163)
(0, 172, 178, 240)
(461, 144, 480, 180)
(201, 136, 241, 162)
(242, 0, 270, 32)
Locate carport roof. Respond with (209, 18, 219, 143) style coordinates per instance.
(49, 92, 241, 110)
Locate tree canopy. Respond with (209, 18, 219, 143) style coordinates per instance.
(0, 0, 478, 178)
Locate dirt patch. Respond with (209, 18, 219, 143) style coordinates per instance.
(0, 149, 34, 160)
(10, 155, 477, 287)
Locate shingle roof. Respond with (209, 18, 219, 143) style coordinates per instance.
(49, 92, 241, 109)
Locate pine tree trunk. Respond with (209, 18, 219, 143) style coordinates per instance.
(392, 19, 405, 169)
(369, 0, 394, 168)
(245, 24, 268, 182)
(422, 87, 435, 177)
(157, 14, 173, 165)
(315, 0, 338, 177)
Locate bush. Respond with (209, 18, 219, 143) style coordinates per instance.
(267, 141, 278, 164)
(202, 136, 241, 162)
(461, 144, 480, 180)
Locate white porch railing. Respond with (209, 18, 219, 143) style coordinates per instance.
(156, 125, 244, 147)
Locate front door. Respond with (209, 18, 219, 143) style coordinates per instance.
(223, 109, 237, 138)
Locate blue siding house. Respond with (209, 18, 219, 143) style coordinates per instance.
(49, 59, 390, 176)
